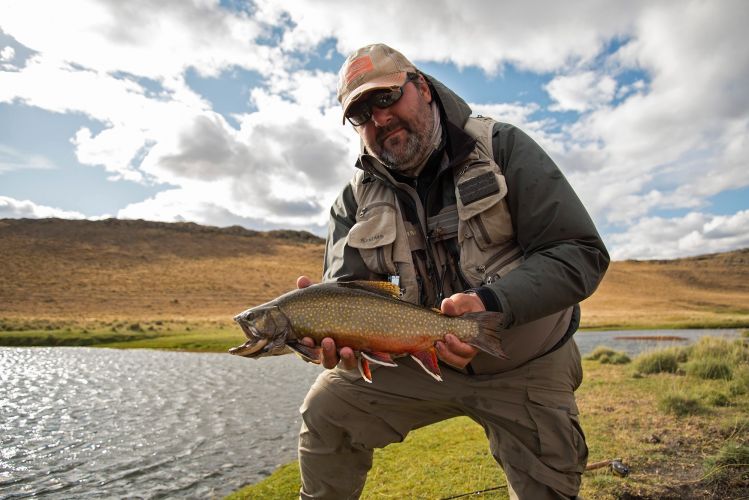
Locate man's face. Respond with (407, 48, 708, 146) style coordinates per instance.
(354, 77, 434, 172)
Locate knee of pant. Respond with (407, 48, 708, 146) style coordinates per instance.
(300, 384, 404, 451)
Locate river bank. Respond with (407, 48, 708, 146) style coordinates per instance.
(228, 334, 749, 499)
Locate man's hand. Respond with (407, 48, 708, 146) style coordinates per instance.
(296, 276, 357, 370)
(435, 292, 484, 369)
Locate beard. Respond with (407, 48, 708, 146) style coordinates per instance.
(364, 100, 435, 173)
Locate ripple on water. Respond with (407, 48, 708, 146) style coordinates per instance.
(0, 347, 321, 499)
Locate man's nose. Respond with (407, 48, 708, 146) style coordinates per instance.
(370, 105, 393, 127)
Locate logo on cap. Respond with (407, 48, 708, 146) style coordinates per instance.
(344, 56, 375, 86)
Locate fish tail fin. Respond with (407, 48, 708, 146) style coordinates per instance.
(463, 311, 509, 360)
(410, 348, 443, 381)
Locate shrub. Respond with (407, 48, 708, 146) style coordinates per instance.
(658, 392, 704, 416)
(684, 358, 733, 380)
(728, 365, 749, 396)
(585, 346, 631, 364)
(634, 349, 680, 374)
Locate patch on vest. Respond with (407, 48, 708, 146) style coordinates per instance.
(457, 172, 500, 205)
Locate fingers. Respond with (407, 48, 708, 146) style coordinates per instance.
(296, 275, 313, 289)
(318, 338, 357, 370)
(440, 292, 486, 317)
(435, 334, 478, 369)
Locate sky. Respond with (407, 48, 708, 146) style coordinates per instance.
(1, 0, 748, 261)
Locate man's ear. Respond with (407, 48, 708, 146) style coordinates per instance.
(415, 75, 432, 104)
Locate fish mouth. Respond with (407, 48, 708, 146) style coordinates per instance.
(229, 338, 269, 357)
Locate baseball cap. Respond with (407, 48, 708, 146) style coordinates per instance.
(337, 44, 418, 124)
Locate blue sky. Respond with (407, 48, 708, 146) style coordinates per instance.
(1, 0, 748, 260)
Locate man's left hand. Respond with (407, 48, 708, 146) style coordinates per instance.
(435, 292, 484, 369)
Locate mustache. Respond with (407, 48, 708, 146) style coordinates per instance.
(376, 120, 409, 144)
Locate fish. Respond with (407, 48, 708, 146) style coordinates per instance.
(229, 280, 507, 382)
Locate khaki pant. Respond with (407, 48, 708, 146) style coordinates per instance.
(298, 339, 587, 500)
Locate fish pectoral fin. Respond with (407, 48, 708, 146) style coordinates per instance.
(358, 357, 373, 383)
(287, 343, 321, 364)
(361, 351, 398, 367)
(410, 348, 443, 382)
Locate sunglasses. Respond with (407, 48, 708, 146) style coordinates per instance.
(345, 77, 417, 126)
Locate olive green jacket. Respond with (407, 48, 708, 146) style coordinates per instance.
(323, 75, 609, 328)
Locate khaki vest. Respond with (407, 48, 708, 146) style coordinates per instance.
(347, 116, 523, 306)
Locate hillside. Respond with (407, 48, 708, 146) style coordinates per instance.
(1, 218, 747, 329)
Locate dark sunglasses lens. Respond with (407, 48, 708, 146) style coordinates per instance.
(372, 89, 402, 108)
(346, 101, 370, 126)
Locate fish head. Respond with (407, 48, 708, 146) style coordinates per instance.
(229, 304, 292, 358)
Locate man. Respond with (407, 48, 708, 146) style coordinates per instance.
(297, 43, 609, 499)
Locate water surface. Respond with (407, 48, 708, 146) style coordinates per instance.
(0, 329, 742, 498)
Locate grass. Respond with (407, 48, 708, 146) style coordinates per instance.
(584, 346, 631, 364)
(0, 320, 242, 352)
(227, 337, 749, 499)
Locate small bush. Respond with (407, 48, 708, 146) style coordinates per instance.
(728, 365, 749, 396)
(703, 391, 731, 407)
(684, 358, 733, 380)
(635, 350, 680, 374)
(658, 392, 704, 416)
(585, 346, 631, 364)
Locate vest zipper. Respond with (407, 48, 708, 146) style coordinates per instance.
(480, 243, 524, 283)
(358, 201, 396, 218)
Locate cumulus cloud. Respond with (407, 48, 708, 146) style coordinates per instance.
(608, 210, 749, 260)
(1, 0, 747, 259)
(0, 196, 86, 219)
(545, 72, 617, 112)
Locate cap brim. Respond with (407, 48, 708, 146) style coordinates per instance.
(340, 72, 408, 124)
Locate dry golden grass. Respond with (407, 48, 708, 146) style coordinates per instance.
(1, 218, 748, 330)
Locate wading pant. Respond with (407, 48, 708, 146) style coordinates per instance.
(298, 338, 587, 500)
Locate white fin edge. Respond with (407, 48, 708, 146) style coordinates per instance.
(361, 352, 398, 367)
(409, 354, 443, 382)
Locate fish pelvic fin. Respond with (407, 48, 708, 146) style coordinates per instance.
(287, 342, 321, 364)
(358, 357, 373, 383)
(361, 351, 398, 367)
(463, 312, 509, 360)
(410, 348, 443, 382)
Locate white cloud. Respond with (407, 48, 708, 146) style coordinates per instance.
(0, 196, 85, 219)
(0, 46, 14, 61)
(0, 145, 56, 172)
(1, 0, 747, 259)
(545, 71, 617, 112)
(608, 210, 749, 260)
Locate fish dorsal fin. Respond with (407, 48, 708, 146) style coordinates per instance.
(339, 280, 401, 298)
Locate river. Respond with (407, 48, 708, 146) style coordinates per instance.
(0, 328, 742, 498)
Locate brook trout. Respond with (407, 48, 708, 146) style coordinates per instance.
(229, 281, 507, 382)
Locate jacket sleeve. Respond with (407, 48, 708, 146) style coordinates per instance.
(321, 180, 373, 283)
(481, 122, 610, 327)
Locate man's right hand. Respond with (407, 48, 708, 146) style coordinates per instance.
(296, 276, 357, 370)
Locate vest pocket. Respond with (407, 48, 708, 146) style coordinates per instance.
(456, 169, 513, 251)
(347, 202, 398, 275)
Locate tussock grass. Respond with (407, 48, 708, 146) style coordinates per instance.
(658, 392, 705, 416)
(634, 349, 681, 374)
(685, 358, 733, 380)
(703, 441, 749, 485)
(584, 346, 631, 364)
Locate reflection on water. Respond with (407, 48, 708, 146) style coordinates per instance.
(0, 348, 321, 499)
(0, 329, 742, 498)
(575, 328, 742, 358)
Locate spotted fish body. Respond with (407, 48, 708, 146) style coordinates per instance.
(229, 281, 507, 382)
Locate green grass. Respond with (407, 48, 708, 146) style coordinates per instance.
(584, 346, 631, 364)
(0, 320, 242, 352)
(227, 338, 749, 499)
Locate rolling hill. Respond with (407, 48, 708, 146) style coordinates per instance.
(1, 218, 747, 329)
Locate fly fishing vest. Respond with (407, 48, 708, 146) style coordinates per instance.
(347, 116, 524, 307)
